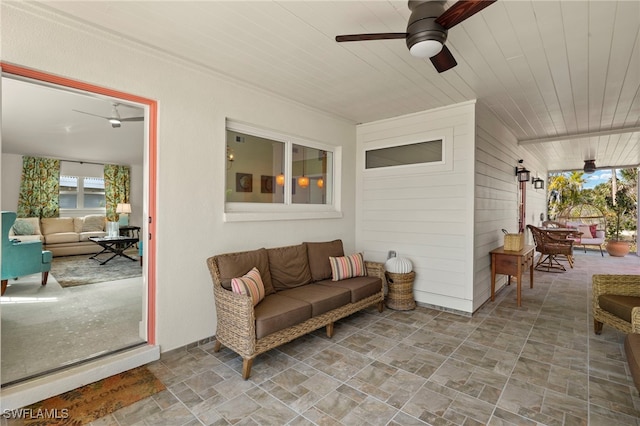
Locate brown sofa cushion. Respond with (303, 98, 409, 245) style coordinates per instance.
(305, 239, 344, 282)
(215, 248, 275, 295)
(599, 295, 640, 322)
(625, 333, 640, 392)
(317, 276, 382, 303)
(268, 244, 312, 290)
(278, 284, 351, 317)
(254, 294, 311, 339)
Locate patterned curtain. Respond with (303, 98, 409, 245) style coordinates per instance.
(104, 164, 130, 221)
(17, 156, 61, 218)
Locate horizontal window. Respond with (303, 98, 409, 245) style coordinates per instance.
(59, 175, 105, 209)
(224, 121, 341, 221)
(365, 139, 443, 169)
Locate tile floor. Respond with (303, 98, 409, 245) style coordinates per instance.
(9, 250, 640, 425)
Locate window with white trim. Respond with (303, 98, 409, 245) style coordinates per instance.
(224, 121, 341, 221)
(59, 175, 106, 209)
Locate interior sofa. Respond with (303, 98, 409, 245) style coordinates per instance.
(207, 239, 385, 379)
(9, 215, 107, 257)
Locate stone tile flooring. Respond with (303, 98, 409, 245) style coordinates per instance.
(17, 251, 640, 425)
(84, 251, 640, 426)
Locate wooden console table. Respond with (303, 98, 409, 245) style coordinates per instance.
(490, 245, 535, 307)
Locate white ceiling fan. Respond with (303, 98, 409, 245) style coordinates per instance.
(72, 102, 143, 128)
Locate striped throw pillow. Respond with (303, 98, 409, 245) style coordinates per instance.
(231, 267, 265, 306)
(329, 253, 366, 281)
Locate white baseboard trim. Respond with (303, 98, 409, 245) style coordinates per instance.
(0, 344, 160, 411)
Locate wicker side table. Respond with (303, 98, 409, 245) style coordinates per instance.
(385, 271, 416, 310)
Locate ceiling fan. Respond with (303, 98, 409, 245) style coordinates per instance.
(335, 0, 496, 73)
(73, 103, 144, 128)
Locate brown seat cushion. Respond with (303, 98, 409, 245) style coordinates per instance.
(214, 248, 275, 295)
(599, 295, 640, 322)
(278, 284, 351, 317)
(624, 333, 640, 392)
(267, 244, 312, 290)
(317, 276, 382, 303)
(305, 240, 344, 282)
(254, 294, 311, 339)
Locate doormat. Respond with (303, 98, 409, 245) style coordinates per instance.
(51, 254, 141, 288)
(20, 366, 165, 425)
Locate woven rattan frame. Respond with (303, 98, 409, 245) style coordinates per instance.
(592, 274, 640, 335)
(206, 253, 385, 379)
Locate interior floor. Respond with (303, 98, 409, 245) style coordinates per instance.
(80, 250, 639, 425)
(0, 267, 143, 385)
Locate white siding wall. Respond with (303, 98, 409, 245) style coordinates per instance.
(356, 102, 477, 313)
(474, 104, 547, 311)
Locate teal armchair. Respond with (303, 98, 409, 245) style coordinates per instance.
(1, 211, 52, 295)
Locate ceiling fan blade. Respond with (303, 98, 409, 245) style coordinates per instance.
(430, 45, 457, 73)
(72, 109, 109, 120)
(120, 117, 144, 122)
(435, 0, 497, 30)
(336, 33, 408, 42)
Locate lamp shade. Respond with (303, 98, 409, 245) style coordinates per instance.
(276, 173, 285, 186)
(116, 203, 131, 214)
(297, 176, 309, 188)
(583, 160, 596, 173)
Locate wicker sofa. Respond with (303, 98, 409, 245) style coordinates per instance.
(207, 239, 385, 379)
(592, 274, 640, 335)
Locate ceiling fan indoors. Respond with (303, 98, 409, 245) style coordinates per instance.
(336, 0, 496, 73)
(72, 103, 144, 128)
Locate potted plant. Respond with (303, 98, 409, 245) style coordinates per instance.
(605, 188, 635, 257)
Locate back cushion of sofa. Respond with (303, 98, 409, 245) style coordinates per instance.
(82, 215, 106, 232)
(305, 239, 344, 282)
(41, 217, 74, 235)
(215, 248, 275, 295)
(267, 244, 313, 290)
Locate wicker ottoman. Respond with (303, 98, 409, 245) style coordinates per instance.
(385, 271, 416, 310)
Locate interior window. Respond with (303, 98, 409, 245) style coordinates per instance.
(225, 126, 334, 207)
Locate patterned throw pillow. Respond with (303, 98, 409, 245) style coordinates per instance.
(329, 252, 366, 281)
(577, 225, 593, 239)
(231, 267, 266, 306)
(12, 220, 34, 235)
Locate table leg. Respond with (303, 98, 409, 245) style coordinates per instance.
(491, 254, 496, 301)
(516, 263, 522, 307)
(529, 258, 534, 289)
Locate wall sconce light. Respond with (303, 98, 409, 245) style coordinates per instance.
(515, 160, 530, 182)
(532, 177, 545, 190)
(276, 172, 285, 186)
(226, 145, 234, 170)
(317, 177, 324, 188)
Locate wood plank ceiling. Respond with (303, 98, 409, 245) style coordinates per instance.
(30, 0, 640, 172)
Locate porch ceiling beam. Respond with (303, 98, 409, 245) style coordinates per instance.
(518, 126, 640, 146)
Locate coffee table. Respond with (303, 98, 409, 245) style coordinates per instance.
(89, 236, 139, 265)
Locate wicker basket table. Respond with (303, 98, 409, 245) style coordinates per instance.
(385, 271, 416, 310)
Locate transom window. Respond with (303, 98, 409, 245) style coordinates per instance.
(365, 139, 443, 169)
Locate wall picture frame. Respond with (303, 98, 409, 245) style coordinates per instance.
(236, 172, 253, 192)
(261, 175, 275, 193)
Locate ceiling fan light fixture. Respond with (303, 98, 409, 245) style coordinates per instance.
(109, 118, 121, 125)
(583, 159, 596, 174)
(409, 39, 443, 58)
